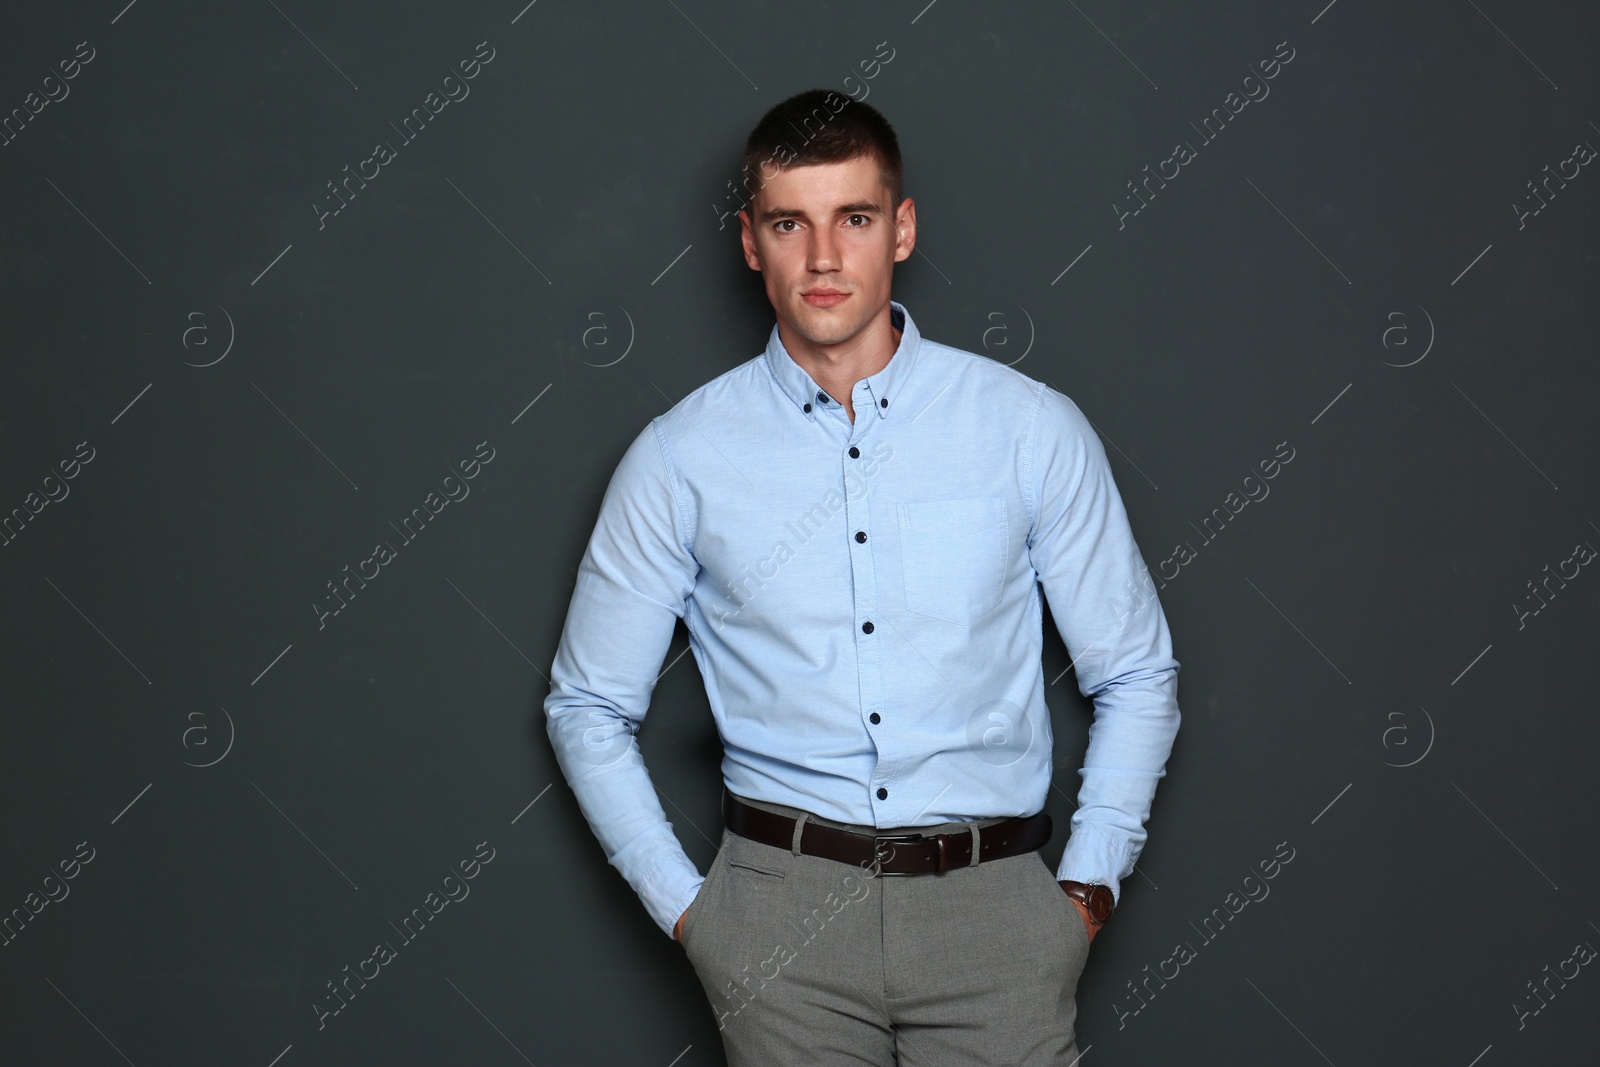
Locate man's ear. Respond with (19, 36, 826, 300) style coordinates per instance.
(738, 209, 762, 271)
(893, 197, 917, 263)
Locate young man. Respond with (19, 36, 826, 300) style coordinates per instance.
(544, 89, 1182, 1066)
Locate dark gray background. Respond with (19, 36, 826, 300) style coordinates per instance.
(3, 1, 1596, 1064)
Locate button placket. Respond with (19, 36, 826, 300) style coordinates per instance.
(843, 432, 889, 818)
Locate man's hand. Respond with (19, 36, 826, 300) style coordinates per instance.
(674, 906, 690, 944)
(1059, 882, 1101, 945)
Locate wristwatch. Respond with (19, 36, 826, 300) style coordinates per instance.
(1059, 880, 1115, 925)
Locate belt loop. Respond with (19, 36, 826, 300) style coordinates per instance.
(968, 822, 981, 867)
(791, 812, 810, 856)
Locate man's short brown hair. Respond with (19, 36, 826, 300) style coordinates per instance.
(740, 88, 904, 214)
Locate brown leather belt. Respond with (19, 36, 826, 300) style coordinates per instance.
(723, 790, 1052, 876)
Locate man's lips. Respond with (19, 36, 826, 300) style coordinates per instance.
(802, 290, 849, 308)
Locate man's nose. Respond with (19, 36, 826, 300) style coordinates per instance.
(807, 229, 840, 272)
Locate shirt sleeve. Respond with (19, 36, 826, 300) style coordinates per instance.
(543, 418, 706, 938)
(1025, 382, 1182, 905)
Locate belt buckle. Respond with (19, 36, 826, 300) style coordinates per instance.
(869, 832, 924, 877)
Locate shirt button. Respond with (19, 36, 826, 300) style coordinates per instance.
(880, 398, 888, 408)
(877, 787, 888, 800)
(848, 446, 860, 458)
(870, 713, 881, 724)
(855, 530, 867, 543)
(817, 391, 828, 404)
(861, 621, 874, 634)
(803, 403, 812, 413)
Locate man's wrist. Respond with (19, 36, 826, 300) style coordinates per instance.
(1059, 879, 1115, 924)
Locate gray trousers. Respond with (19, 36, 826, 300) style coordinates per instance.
(680, 794, 1090, 1066)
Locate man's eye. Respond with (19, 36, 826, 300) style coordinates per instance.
(847, 215, 868, 226)
(775, 220, 798, 232)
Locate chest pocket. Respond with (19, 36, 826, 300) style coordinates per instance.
(897, 495, 1009, 625)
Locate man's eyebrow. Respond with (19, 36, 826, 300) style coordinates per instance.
(759, 201, 885, 222)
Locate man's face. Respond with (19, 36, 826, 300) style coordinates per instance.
(739, 155, 915, 351)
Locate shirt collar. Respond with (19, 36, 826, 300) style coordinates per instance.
(763, 300, 922, 422)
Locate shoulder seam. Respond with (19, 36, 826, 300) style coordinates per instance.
(684, 353, 767, 407)
(648, 416, 695, 556)
(919, 339, 1045, 386)
(1022, 379, 1048, 539)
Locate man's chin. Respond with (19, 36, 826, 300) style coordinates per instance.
(786, 305, 865, 347)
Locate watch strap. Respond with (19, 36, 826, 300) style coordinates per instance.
(1060, 879, 1115, 924)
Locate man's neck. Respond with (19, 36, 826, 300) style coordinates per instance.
(780, 306, 901, 424)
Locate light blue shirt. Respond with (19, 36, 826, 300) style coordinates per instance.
(544, 300, 1182, 938)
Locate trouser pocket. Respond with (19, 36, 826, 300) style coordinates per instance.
(682, 834, 793, 980)
(681, 832, 732, 953)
